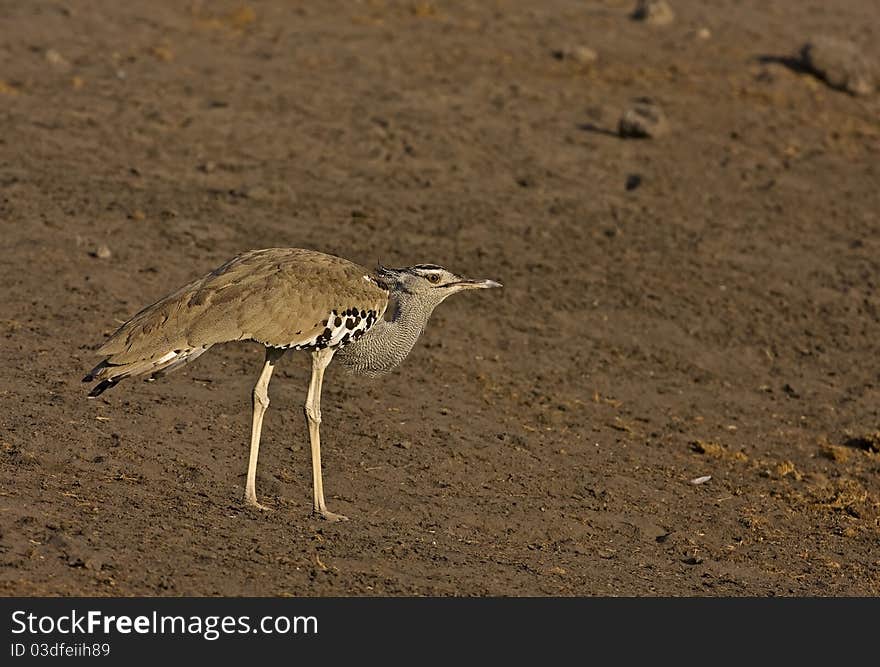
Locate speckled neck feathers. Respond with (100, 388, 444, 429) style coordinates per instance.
(334, 291, 436, 378)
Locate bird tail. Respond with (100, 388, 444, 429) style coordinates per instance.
(82, 346, 211, 398)
(83, 376, 120, 397)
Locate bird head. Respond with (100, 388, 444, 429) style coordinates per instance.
(376, 263, 502, 305)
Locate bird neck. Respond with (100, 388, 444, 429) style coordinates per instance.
(335, 291, 436, 377)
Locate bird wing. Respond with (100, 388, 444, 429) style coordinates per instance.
(95, 248, 389, 365)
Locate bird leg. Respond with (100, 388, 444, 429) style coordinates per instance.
(305, 348, 347, 521)
(245, 347, 285, 510)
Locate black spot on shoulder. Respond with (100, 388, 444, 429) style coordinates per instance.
(334, 316, 342, 327)
(322, 327, 332, 339)
(346, 318, 355, 329)
(360, 309, 367, 318)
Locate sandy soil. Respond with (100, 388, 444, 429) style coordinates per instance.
(1, 0, 879, 596)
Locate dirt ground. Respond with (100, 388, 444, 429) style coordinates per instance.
(1, 0, 879, 596)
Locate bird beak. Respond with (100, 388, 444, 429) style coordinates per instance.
(451, 278, 503, 290)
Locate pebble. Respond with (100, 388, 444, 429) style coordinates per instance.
(244, 185, 271, 201)
(91, 244, 112, 259)
(632, 0, 675, 26)
(553, 45, 598, 67)
(44, 49, 70, 69)
(618, 101, 670, 138)
(800, 36, 876, 97)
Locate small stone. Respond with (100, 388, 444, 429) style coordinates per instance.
(819, 444, 850, 463)
(84, 556, 104, 571)
(553, 45, 598, 67)
(91, 244, 112, 259)
(150, 45, 174, 63)
(45, 49, 70, 69)
(632, 0, 675, 26)
(0, 80, 20, 96)
(696, 27, 711, 40)
(801, 36, 876, 97)
(244, 185, 271, 201)
(227, 6, 256, 28)
(618, 102, 670, 138)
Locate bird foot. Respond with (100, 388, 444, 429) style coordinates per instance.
(316, 508, 349, 522)
(245, 498, 272, 512)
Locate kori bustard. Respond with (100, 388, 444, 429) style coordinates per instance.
(84, 248, 502, 521)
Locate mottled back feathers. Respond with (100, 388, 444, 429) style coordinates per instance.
(85, 249, 389, 393)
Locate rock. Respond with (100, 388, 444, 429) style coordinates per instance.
(696, 27, 711, 40)
(150, 45, 174, 63)
(243, 185, 271, 201)
(91, 244, 112, 259)
(800, 36, 876, 97)
(0, 80, 20, 96)
(44, 49, 70, 69)
(632, 0, 675, 26)
(618, 101, 670, 138)
(552, 45, 598, 67)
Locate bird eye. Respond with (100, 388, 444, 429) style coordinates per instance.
(428, 274, 441, 284)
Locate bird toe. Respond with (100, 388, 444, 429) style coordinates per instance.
(245, 499, 272, 512)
